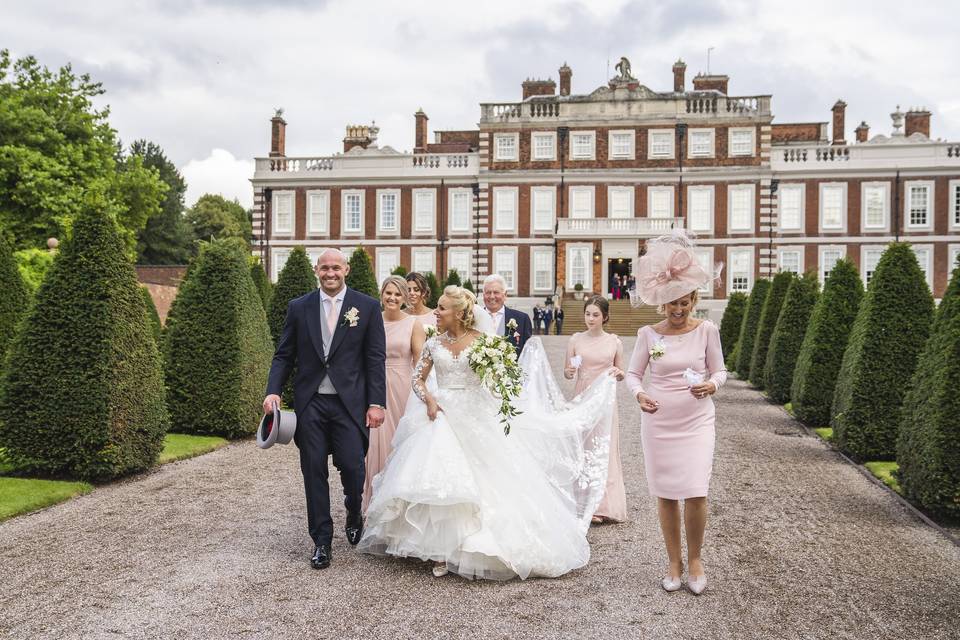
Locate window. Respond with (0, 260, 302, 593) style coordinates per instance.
(688, 129, 714, 158)
(412, 248, 434, 274)
(570, 186, 594, 219)
(377, 190, 399, 233)
(272, 191, 294, 234)
(608, 186, 633, 219)
(448, 248, 471, 282)
(819, 183, 846, 231)
(950, 245, 960, 276)
(819, 246, 844, 285)
(951, 180, 960, 229)
(532, 248, 554, 291)
(531, 187, 555, 232)
(570, 132, 596, 160)
(271, 248, 291, 282)
(375, 248, 400, 286)
(413, 189, 435, 233)
(728, 247, 753, 293)
(608, 130, 635, 159)
(532, 132, 556, 161)
(494, 133, 518, 161)
(778, 184, 804, 232)
(862, 183, 889, 230)
(648, 186, 674, 218)
(728, 184, 755, 232)
(648, 130, 675, 159)
(728, 127, 755, 157)
(449, 189, 471, 233)
(341, 190, 364, 234)
(493, 187, 518, 232)
(306, 190, 329, 234)
(567, 245, 592, 289)
(779, 248, 802, 274)
(494, 248, 517, 291)
(694, 248, 713, 295)
(912, 245, 933, 291)
(862, 247, 884, 286)
(687, 186, 713, 233)
(905, 182, 933, 229)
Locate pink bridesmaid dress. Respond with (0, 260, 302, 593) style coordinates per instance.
(625, 321, 727, 499)
(416, 311, 436, 328)
(364, 314, 418, 511)
(569, 331, 627, 521)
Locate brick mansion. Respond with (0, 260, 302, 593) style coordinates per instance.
(250, 57, 960, 320)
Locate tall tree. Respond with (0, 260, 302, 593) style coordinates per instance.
(749, 271, 795, 389)
(0, 235, 29, 366)
(130, 140, 195, 264)
(718, 291, 748, 365)
(345, 247, 378, 298)
(733, 279, 770, 378)
(764, 271, 819, 404)
(185, 194, 252, 247)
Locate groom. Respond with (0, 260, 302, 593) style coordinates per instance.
(263, 248, 386, 570)
(482, 274, 533, 354)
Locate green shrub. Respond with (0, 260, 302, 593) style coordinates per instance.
(13, 248, 53, 294)
(0, 209, 169, 481)
(764, 271, 819, 403)
(345, 246, 378, 297)
(896, 254, 960, 517)
(164, 238, 273, 439)
(791, 259, 863, 426)
(250, 258, 272, 312)
(733, 279, 770, 378)
(719, 291, 747, 365)
(266, 246, 316, 407)
(444, 269, 462, 288)
(749, 271, 795, 387)
(0, 236, 29, 367)
(832, 243, 933, 461)
(390, 265, 408, 277)
(141, 286, 162, 344)
(424, 271, 443, 307)
(463, 279, 475, 293)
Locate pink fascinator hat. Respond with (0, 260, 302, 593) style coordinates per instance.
(633, 230, 723, 305)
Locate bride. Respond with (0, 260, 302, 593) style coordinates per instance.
(358, 285, 618, 580)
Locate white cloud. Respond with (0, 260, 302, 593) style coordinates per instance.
(180, 149, 254, 209)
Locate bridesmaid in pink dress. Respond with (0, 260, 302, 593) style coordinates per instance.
(404, 272, 437, 328)
(626, 232, 725, 596)
(364, 276, 426, 511)
(564, 295, 626, 523)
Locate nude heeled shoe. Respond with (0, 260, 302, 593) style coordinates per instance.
(661, 575, 682, 592)
(687, 573, 707, 595)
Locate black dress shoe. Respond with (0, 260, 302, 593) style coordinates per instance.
(311, 544, 331, 569)
(345, 514, 363, 546)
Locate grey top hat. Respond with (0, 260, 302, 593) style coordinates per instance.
(256, 402, 297, 449)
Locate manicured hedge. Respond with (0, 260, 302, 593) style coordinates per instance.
(267, 246, 317, 407)
(141, 286, 163, 344)
(719, 291, 747, 365)
(346, 247, 378, 298)
(250, 258, 272, 313)
(164, 238, 273, 439)
(0, 209, 169, 481)
(832, 243, 933, 461)
(0, 235, 29, 367)
(764, 271, 819, 403)
(896, 254, 960, 517)
(424, 271, 443, 308)
(791, 259, 863, 426)
(733, 279, 771, 378)
(749, 271, 795, 388)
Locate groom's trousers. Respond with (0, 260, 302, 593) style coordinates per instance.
(295, 392, 367, 546)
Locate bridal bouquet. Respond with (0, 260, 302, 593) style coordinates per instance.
(467, 334, 524, 435)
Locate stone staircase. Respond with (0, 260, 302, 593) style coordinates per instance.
(557, 298, 661, 336)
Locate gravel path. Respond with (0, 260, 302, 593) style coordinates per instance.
(2, 336, 958, 640)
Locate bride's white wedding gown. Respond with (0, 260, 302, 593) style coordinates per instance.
(357, 335, 617, 580)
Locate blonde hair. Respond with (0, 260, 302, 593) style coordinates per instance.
(380, 276, 410, 305)
(441, 285, 476, 329)
(657, 289, 700, 315)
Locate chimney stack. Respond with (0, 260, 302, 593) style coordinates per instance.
(672, 59, 686, 92)
(905, 108, 931, 138)
(270, 110, 286, 157)
(855, 121, 870, 143)
(343, 124, 375, 152)
(414, 109, 429, 153)
(831, 100, 847, 145)
(559, 63, 572, 96)
(521, 78, 556, 100)
(691, 73, 729, 94)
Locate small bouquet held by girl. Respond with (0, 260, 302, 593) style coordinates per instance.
(467, 333, 524, 434)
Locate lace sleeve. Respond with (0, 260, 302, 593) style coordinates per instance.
(412, 339, 434, 402)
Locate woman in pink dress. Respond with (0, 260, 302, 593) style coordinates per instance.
(404, 272, 437, 328)
(364, 276, 426, 511)
(564, 295, 626, 523)
(626, 232, 725, 596)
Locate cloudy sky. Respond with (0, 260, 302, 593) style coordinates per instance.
(4, 0, 958, 208)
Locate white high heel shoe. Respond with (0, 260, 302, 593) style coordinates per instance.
(687, 573, 707, 595)
(661, 575, 682, 592)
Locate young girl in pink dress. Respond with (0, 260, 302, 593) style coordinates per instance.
(564, 295, 626, 523)
(626, 232, 725, 596)
(364, 276, 426, 511)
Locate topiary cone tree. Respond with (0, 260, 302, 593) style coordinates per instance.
(791, 258, 863, 426)
(0, 209, 169, 481)
(896, 254, 960, 517)
(345, 246, 378, 298)
(164, 238, 274, 439)
(444, 268, 462, 288)
(0, 234, 29, 367)
(764, 271, 819, 404)
(267, 246, 317, 407)
(250, 258, 272, 313)
(719, 291, 748, 366)
(832, 243, 934, 461)
(141, 285, 163, 344)
(424, 271, 443, 308)
(749, 271, 796, 388)
(733, 279, 771, 378)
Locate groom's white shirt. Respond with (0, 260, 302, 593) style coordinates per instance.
(317, 286, 346, 394)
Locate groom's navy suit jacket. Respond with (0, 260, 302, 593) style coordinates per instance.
(266, 287, 386, 439)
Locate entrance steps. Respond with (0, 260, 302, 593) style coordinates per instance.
(557, 298, 661, 336)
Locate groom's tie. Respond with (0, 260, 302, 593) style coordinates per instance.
(326, 299, 338, 334)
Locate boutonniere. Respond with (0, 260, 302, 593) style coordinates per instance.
(649, 337, 666, 361)
(512, 331, 520, 345)
(342, 307, 360, 328)
(506, 318, 518, 331)
(424, 325, 438, 339)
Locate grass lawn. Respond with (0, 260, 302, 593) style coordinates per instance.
(159, 433, 228, 464)
(814, 427, 834, 441)
(0, 477, 93, 522)
(865, 461, 903, 495)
